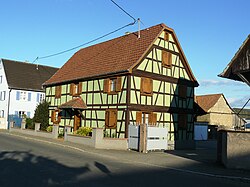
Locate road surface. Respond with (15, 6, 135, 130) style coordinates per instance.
(0, 131, 249, 187)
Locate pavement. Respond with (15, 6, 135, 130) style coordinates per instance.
(1, 129, 250, 183)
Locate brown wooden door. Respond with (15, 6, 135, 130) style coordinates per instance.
(73, 112, 81, 131)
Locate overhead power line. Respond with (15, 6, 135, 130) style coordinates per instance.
(110, 0, 136, 22)
(33, 0, 137, 63)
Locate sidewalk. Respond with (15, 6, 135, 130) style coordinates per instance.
(1, 130, 250, 182)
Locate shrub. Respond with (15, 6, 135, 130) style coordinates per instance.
(75, 127, 92, 136)
(46, 126, 53, 132)
(33, 101, 50, 131)
(26, 118, 34, 129)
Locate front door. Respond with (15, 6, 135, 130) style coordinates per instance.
(73, 112, 81, 131)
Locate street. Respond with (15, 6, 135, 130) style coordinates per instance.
(0, 131, 250, 187)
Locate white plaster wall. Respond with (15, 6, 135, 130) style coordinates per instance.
(0, 60, 10, 129)
(9, 90, 45, 118)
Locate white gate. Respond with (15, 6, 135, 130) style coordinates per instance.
(128, 124, 168, 151)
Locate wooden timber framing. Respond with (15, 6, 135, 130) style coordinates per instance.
(44, 23, 198, 143)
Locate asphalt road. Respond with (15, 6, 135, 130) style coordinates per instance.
(0, 131, 250, 187)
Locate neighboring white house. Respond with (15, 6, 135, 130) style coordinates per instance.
(0, 59, 58, 129)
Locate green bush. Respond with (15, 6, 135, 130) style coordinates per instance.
(26, 118, 34, 129)
(75, 127, 92, 136)
(46, 126, 53, 132)
(33, 101, 50, 131)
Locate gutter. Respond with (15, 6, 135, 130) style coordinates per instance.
(7, 88, 12, 129)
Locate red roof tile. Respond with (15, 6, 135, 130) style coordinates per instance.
(59, 97, 87, 110)
(44, 23, 197, 86)
(44, 24, 167, 85)
(195, 94, 222, 112)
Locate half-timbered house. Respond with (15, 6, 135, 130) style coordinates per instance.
(43, 23, 199, 149)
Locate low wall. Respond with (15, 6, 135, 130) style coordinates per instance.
(9, 122, 58, 139)
(66, 134, 93, 147)
(217, 130, 250, 170)
(65, 127, 128, 150)
(97, 138, 128, 150)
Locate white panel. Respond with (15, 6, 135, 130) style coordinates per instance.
(128, 125, 139, 150)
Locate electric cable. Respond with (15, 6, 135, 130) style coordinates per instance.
(33, 0, 137, 63)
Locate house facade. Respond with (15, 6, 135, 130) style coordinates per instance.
(0, 59, 58, 129)
(44, 23, 199, 149)
(195, 94, 245, 129)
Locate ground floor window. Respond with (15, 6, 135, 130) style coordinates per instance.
(0, 110, 4, 118)
(105, 109, 117, 129)
(51, 109, 61, 124)
(136, 111, 157, 126)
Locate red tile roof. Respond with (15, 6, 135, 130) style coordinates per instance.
(44, 23, 197, 86)
(59, 97, 87, 110)
(195, 94, 222, 112)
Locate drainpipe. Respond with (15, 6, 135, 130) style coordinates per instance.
(7, 88, 12, 129)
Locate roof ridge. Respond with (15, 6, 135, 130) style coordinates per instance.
(196, 93, 223, 97)
(75, 23, 166, 53)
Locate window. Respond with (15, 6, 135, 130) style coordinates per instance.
(105, 109, 117, 129)
(0, 75, 2, 84)
(28, 92, 31, 101)
(162, 50, 172, 68)
(0, 110, 4, 118)
(140, 77, 153, 96)
(20, 91, 27, 101)
(37, 93, 45, 103)
(40, 94, 45, 102)
(136, 111, 157, 126)
(103, 77, 121, 94)
(70, 82, 82, 96)
(110, 79, 116, 92)
(17, 91, 28, 101)
(55, 85, 62, 98)
(18, 111, 25, 118)
(164, 31, 169, 41)
(51, 109, 61, 124)
(0, 91, 6, 100)
(178, 114, 187, 129)
(178, 85, 187, 99)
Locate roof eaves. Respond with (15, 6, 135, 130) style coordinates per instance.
(43, 69, 130, 87)
(8, 86, 44, 92)
(219, 35, 250, 78)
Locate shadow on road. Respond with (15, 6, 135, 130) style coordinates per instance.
(0, 150, 249, 187)
(0, 150, 90, 186)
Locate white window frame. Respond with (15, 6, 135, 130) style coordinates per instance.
(20, 91, 27, 101)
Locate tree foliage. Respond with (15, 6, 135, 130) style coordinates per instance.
(33, 101, 50, 131)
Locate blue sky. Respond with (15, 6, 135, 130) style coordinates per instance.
(0, 0, 249, 108)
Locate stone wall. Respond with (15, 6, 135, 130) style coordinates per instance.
(217, 130, 250, 170)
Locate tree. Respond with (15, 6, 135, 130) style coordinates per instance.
(33, 101, 50, 131)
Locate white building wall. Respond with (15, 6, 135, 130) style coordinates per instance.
(0, 62, 9, 129)
(9, 90, 45, 118)
(0, 60, 45, 129)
